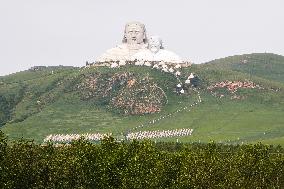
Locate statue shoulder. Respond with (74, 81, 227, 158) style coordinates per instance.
(132, 49, 153, 60)
(105, 44, 127, 53)
(97, 44, 129, 62)
(157, 49, 182, 63)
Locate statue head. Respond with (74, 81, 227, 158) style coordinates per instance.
(148, 36, 164, 53)
(122, 21, 148, 45)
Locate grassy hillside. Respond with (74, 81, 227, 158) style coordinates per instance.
(1, 54, 284, 144)
(203, 53, 284, 83)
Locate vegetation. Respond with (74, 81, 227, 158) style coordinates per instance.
(0, 53, 284, 145)
(0, 132, 283, 188)
(78, 71, 167, 114)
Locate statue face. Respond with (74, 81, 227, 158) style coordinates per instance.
(125, 24, 144, 45)
(148, 36, 162, 53)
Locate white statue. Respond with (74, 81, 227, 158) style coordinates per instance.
(97, 21, 148, 62)
(132, 36, 182, 63)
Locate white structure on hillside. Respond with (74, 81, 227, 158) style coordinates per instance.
(97, 21, 148, 62)
(96, 22, 185, 65)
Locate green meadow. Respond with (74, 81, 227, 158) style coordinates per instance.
(1, 53, 284, 145)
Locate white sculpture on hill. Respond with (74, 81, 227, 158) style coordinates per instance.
(132, 36, 182, 63)
(97, 21, 148, 62)
(95, 22, 188, 67)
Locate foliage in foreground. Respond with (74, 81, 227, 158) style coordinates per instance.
(0, 132, 283, 189)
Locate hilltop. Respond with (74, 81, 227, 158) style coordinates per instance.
(0, 53, 284, 144)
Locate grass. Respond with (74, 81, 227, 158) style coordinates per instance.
(2, 86, 284, 145)
(134, 92, 284, 145)
(1, 53, 284, 145)
(1, 88, 199, 143)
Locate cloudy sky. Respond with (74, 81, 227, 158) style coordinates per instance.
(0, 0, 283, 76)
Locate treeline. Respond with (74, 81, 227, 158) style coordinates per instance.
(0, 131, 283, 188)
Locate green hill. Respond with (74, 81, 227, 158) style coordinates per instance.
(203, 53, 284, 83)
(0, 53, 284, 144)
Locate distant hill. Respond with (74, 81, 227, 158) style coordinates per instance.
(0, 53, 284, 145)
(203, 53, 284, 83)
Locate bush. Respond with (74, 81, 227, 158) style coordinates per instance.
(0, 136, 283, 188)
